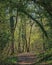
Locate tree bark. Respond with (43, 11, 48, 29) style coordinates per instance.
(11, 29, 14, 55)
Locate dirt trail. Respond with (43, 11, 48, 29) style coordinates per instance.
(17, 53, 37, 65)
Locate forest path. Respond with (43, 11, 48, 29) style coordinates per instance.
(17, 52, 38, 65)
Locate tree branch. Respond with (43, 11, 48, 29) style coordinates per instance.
(21, 10, 48, 38)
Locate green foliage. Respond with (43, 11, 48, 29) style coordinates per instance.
(0, 21, 11, 51)
(0, 32, 10, 50)
(4, 56, 18, 64)
(0, 0, 52, 64)
(35, 49, 52, 64)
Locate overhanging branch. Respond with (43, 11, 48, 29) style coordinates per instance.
(21, 10, 48, 38)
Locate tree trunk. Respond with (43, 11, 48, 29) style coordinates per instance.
(18, 27, 21, 53)
(40, 16, 46, 51)
(27, 21, 33, 52)
(27, 26, 32, 52)
(11, 29, 14, 55)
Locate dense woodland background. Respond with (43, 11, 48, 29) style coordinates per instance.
(0, 0, 52, 65)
